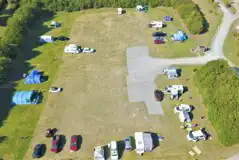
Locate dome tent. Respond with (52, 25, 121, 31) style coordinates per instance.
(11, 91, 41, 105)
(171, 30, 187, 42)
(24, 69, 44, 84)
(164, 16, 172, 22)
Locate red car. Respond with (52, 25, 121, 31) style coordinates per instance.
(50, 135, 60, 153)
(70, 135, 78, 152)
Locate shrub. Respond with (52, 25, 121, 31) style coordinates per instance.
(0, 57, 11, 84)
(194, 60, 239, 146)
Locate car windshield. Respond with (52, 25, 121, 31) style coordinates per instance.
(188, 132, 194, 139)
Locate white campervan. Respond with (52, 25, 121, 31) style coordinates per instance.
(109, 141, 119, 160)
(64, 44, 81, 54)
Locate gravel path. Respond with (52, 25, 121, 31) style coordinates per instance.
(126, 1, 239, 115)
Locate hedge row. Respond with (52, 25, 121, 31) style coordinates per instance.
(194, 60, 239, 146)
(0, 1, 40, 83)
(40, 0, 204, 34)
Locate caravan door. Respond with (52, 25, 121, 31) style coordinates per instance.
(135, 132, 144, 155)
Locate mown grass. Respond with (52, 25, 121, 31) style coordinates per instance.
(224, 18, 239, 66)
(0, 11, 79, 160)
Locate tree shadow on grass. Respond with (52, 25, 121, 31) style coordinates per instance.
(0, 10, 56, 129)
(196, 4, 210, 34)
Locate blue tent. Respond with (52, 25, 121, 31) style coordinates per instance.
(24, 70, 43, 84)
(171, 30, 187, 42)
(11, 91, 41, 105)
(164, 16, 172, 22)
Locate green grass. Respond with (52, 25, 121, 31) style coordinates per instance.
(0, 11, 79, 160)
(224, 18, 239, 66)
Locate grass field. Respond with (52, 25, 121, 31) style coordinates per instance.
(18, 8, 239, 160)
(224, 18, 239, 66)
(0, 5, 230, 160)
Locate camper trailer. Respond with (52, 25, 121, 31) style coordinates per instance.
(134, 132, 153, 156)
(117, 8, 123, 15)
(64, 44, 81, 54)
(148, 21, 164, 29)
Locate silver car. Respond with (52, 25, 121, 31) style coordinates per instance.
(124, 136, 132, 151)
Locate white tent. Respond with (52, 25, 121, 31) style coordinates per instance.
(93, 146, 105, 160)
(136, 5, 144, 12)
(50, 21, 60, 28)
(64, 44, 81, 54)
(117, 8, 123, 15)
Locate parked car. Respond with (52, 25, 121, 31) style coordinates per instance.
(50, 135, 60, 153)
(49, 87, 62, 93)
(32, 144, 45, 158)
(154, 90, 164, 101)
(187, 129, 207, 142)
(124, 136, 132, 151)
(109, 141, 119, 160)
(82, 48, 95, 53)
(70, 135, 78, 152)
(57, 35, 70, 41)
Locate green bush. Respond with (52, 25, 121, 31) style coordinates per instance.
(0, 57, 11, 84)
(194, 60, 239, 146)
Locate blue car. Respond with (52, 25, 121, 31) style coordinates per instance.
(124, 136, 132, 151)
(32, 144, 45, 158)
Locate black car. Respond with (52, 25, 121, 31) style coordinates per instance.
(152, 32, 166, 37)
(154, 90, 164, 101)
(57, 35, 70, 41)
(32, 144, 45, 158)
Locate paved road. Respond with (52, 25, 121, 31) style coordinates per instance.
(126, 1, 239, 115)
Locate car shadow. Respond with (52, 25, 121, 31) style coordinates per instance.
(77, 135, 83, 150)
(117, 140, 125, 159)
(41, 144, 47, 157)
(59, 135, 66, 152)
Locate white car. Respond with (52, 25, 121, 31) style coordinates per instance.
(49, 87, 62, 93)
(187, 129, 207, 142)
(93, 146, 105, 160)
(82, 48, 95, 53)
(109, 141, 119, 160)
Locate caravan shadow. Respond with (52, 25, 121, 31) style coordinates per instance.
(59, 135, 66, 152)
(144, 132, 160, 151)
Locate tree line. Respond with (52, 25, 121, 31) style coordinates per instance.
(194, 60, 239, 146)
